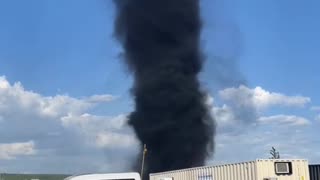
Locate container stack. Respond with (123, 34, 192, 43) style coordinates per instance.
(150, 159, 310, 180)
(309, 164, 320, 180)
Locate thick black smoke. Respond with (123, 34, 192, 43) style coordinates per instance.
(113, 0, 215, 179)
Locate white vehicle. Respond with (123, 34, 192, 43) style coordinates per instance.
(64, 172, 141, 180)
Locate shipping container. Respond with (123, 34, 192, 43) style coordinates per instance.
(309, 164, 320, 180)
(150, 159, 310, 180)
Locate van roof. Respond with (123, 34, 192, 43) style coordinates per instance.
(64, 172, 141, 180)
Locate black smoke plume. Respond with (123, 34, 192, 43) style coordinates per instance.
(113, 0, 215, 179)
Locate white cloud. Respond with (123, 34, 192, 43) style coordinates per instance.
(205, 95, 214, 106)
(209, 85, 318, 163)
(85, 94, 116, 103)
(0, 76, 117, 129)
(211, 123, 318, 164)
(61, 113, 127, 130)
(209, 94, 258, 131)
(315, 115, 320, 122)
(0, 76, 115, 119)
(207, 85, 314, 162)
(311, 106, 320, 111)
(212, 104, 236, 126)
(0, 76, 138, 159)
(0, 75, 140, 173)
(0, 141, 36, 160)
(258, 115, 310, 126)
(211, 85, 311, 133)
(95, 132, 136, 148)
(0, 76, 10, 88)
(219, 85, 310, 110)
(60, 113, 137, 148)
(1, 76, 319, 172)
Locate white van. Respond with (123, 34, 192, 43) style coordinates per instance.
(64, 172, 141, 180)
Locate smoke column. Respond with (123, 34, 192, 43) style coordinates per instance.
(113, 0, 215, 178)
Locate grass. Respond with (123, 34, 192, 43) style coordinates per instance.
(0, 174, 70, 180)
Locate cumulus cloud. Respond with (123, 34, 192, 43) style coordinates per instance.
(212, 104, 235, 126)
(206, 85, 319, 164)
(208, 93, 258, 132)
(85, 94, 116, 103)
(258, 115, 310, 126)
(0, 76, 99, 118)
(1, 76, 319, 172)
(0, 141, 36, 160)
(219, 85, 310, 110)
(0, 78, 119, 126)
(311, 106, 320, 111)
(210, 123, 318, 164)
(310, 106, 320, 123)
(206, 95, 243, 129)
(61, 113, 127, 130)
(61, 113, 138, 148)
(0, 75, 138, 173)
(205, 95, 214, 106)
(0, 76, 119, 138)
(209, 85, 312, 133)
(95, 132, 136, 148)
(0, 77, 10, 88)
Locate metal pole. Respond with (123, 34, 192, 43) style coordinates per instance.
(140, 144, 147, 180)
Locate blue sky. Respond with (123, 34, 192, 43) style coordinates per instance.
(0, 0, 319, 174)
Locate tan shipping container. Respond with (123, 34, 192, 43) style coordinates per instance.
(150, 159, 310, 180)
